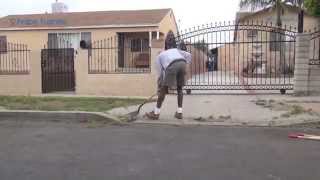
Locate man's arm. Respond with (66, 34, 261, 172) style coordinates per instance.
(155, 54, 162, 78)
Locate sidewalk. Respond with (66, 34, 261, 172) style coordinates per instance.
(108, 94, 320, 126)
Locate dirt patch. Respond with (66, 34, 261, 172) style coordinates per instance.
(194, 117, 207, 122)
(252, 99, 320, 119)
(295, 103, 320, 114)
(194, 115, 232, 122)
(280, 105, 315, 118)
(253, 99, 288, 111)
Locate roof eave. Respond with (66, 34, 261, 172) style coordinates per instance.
(0, 23, 160, 31)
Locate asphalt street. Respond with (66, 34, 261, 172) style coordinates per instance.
(0, 121, 319, 180)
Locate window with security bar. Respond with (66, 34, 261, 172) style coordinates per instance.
(48, 33, 81, 49)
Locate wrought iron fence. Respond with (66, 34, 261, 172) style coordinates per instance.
(88, 36, 151, 74)
(176, 21, 296, 91)
(310, 30, 320, 65)
(0, 42, 30, 74)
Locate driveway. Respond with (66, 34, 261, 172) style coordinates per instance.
(110, 94, 320, 126)
(0, 121, 319, 180)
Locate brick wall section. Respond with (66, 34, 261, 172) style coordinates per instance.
(308, 65, 320, 94)
(294, 34, 311, 95)
(0, 50, 42, 95)
(294, 33, 320, 95)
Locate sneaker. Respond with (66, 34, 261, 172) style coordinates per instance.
(174, 112, 183, 119)
(145, 111, 160, 120)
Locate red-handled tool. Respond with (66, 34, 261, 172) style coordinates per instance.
(288, 133, 320, 141)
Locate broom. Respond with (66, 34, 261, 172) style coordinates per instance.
(126, 93, 157, 122)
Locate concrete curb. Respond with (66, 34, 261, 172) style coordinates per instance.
(133, 118, 320, 127)
(0, 110, 123, 124)
(0, 110, 319, 127)
(134, 120, 247, 127)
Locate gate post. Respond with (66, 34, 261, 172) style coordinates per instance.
(294, 33, 311, 96)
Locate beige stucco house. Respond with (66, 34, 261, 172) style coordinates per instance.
(0, 9, 178, 96)
(0, 8, 177, 50)
(216, 4, 319, 77)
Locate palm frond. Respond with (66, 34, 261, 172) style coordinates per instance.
(239, 0, 275, 10)
(284, 0, 304, 7)
(240, 0, 304, 10)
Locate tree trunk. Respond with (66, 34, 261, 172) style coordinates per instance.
(276, 0, 287, 75)
(298, 10, 304, 33)
(276, 0, 282, 27)
(318, 19, 320, 61)
(298, 0, 304, 33)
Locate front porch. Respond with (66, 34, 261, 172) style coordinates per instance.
(88, 31, 163, 74)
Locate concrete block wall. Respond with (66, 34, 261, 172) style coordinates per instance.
(0, 39, 164, 97)
(308, 65, 320, 94)
(294, 33, 320, 95)
(0, 50, 42, 96)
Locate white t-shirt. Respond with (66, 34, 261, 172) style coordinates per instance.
(155, 48, 192, 77)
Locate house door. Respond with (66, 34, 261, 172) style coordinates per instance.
(41, 48, 75, 93)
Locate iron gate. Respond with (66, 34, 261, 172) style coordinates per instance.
(177, 21, 296, 92)
(41, 48, 75, 93)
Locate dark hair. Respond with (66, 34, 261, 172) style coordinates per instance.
(179, 41, 187, 51)
(165, 31, 177, 50)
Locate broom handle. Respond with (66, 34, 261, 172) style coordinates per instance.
(137, 94, 157, 113)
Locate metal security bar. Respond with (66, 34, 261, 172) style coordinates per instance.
(88, 36, 151, 74)
(310, 30, 320, 65)
(0, 42, 30, 74)
(177, 21, 296, 91)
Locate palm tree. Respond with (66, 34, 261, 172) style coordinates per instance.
(305, 0, 320, 16)
(240, 0, 304, 74)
